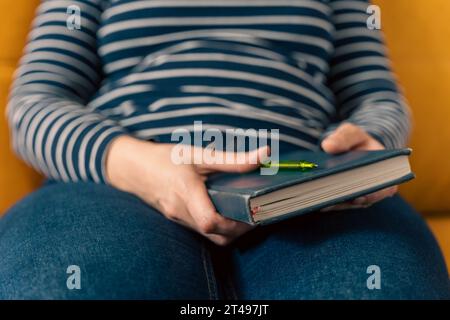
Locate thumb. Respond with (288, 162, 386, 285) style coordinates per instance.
(197, 145, 270, 173)
(321, 123, 367, 154)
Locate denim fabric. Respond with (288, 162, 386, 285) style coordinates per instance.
(0, 182, 449, 300)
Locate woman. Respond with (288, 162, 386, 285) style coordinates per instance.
(0, 0, 448, 299)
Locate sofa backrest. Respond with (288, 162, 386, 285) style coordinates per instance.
(1, 0, 450, 214)
(0, 0, 41, 213)
(374, 0, 450, 213)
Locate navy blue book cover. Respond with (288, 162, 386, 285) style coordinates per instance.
(206, 149, 414, 225)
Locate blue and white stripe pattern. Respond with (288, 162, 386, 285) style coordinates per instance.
(7, 0, 411, 183)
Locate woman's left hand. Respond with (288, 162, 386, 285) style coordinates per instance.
(320, 123, 398, 212)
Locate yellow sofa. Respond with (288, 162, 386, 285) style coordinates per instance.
(1, 0, 449, 268)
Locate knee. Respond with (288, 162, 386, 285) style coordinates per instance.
(235, 196, 450, 299)
(0, 182, 204, 299)
(1, 181, 188, 243)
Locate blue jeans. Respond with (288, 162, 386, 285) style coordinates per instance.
(0, 181, 449, 299)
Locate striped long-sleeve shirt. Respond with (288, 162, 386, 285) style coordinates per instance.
(7, 0, 411, 184)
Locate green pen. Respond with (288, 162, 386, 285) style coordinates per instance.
(261, 160, 318, 171)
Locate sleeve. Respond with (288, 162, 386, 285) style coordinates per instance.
(325, 0, 412, 149)
(6, 0, 127, 184)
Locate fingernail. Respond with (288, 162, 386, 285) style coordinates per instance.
(353, 197, 367, 205)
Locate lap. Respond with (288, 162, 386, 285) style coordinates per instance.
(230, 196, 450, 299)
(0, 182, 216, 299)
(2, 183, 449, 300)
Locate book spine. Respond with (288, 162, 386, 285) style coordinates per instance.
(207, 189, 254, 224)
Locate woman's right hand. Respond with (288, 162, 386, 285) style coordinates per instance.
(106, 135, 269, 246)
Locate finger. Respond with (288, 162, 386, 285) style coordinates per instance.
(165, 208, 235, 246)
(185, 180, 254, 236)
(363, 186, 398, 204)
(350, 186, 398, 208)
(322, 186, 398, 213)
(354, 137, 385, 151)
(321, 123, 367, 154)
(320, 203, 367, 212)
(196, 146, 270, 174)
(159, 195, 250, 246)
(160, 197, 243, 246)
(206, 234, 235, 246)
(157, 197, 198, 229)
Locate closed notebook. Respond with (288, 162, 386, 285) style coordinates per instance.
(206, 149, 414, 225)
